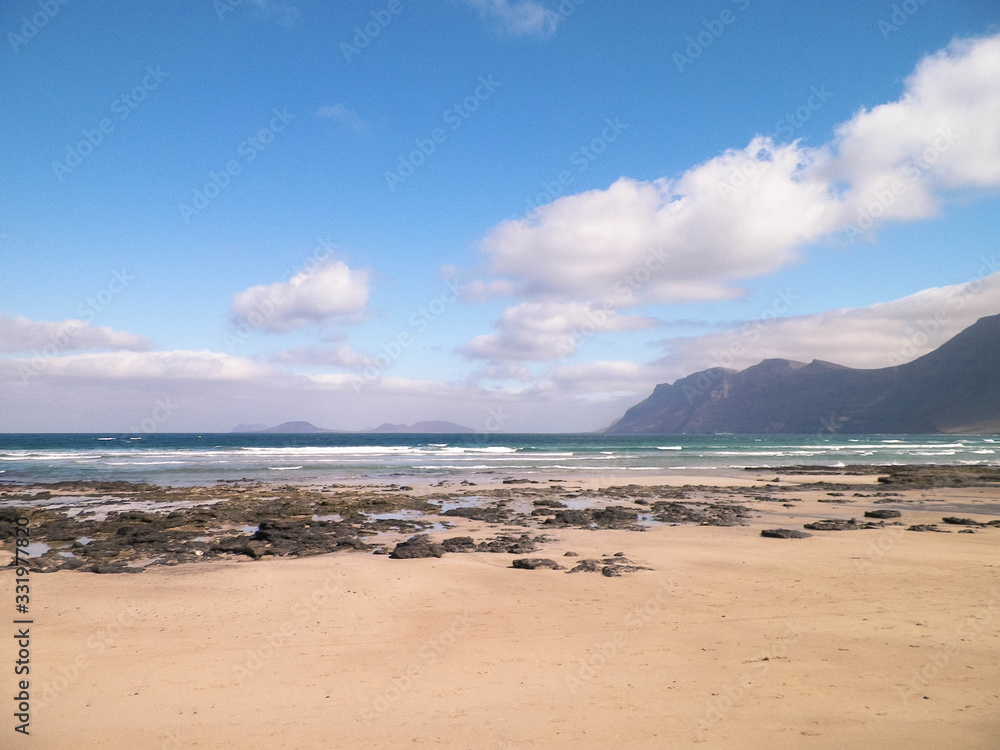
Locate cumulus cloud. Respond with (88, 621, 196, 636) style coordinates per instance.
(460, 301, 657, 361)
(0, 314, 150, 354)
(229, 259, 370, 333)
(317, 104, 367, 133)
(460, 0, 554, 37)
(271, 345, 377, 370)
(466, 33, 1000, 357)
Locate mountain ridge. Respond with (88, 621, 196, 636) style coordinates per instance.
(606, 313, 1000, 435)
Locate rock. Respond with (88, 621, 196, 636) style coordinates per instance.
(591, 506, 639, 529)
(563, 551, 579, 557)
(389, 535, 445, 559)
(651, 501, 753, 527)
(958, 529, 976, 534)
(567, 557, 651, 576)
(533, 499, 568, 508)
(475, 533, 548, 554)
(442, 506, 511, 523)
(865, 509, 902, 519)
(761, 529, 812, 539)
(907, 524, 950, 532)
(511, 558, 564, 570)
(441, 536, 477, 553)
(941, 517, 982, 526)
(803, 519, 870, 531)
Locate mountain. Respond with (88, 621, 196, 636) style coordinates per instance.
(260, 421, 339, 433)
(606, 313, 1000, 435)
(368, 421, 474, 433)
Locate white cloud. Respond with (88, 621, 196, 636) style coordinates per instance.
(271, 345, 377, 370)
(0, 349, 274, 383)
(460, 0, 554, 37)
(230, 259, 370, 333)
(0, 314, 150, 354)
(465, 34, 1000, 364)
(317, 104, 367, 133)
(460, 301, 657, 361)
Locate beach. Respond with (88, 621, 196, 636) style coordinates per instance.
(3, 466, 999, 748)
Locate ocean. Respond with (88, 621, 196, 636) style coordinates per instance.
(0, 433, 997, 486)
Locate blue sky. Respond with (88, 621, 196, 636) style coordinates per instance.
(1, 0, 999, 432)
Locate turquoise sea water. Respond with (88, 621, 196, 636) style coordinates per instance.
(0, 433, 997, 486)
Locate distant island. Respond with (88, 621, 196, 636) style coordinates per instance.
(607, 313, 1000, 435)
(231, 420, 474, 434)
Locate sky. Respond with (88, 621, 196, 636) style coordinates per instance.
(1, 0, 999, 433)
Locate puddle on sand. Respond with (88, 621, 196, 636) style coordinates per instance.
(312, 513, 343, 522)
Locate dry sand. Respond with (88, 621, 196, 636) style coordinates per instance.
(7, 474, 1000, 749)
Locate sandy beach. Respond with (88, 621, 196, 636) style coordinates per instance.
(4, 468, 1000, 749)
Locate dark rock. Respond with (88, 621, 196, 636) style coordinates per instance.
(804, 519, 860, 531)
(533, 499, 568, 508)
(907, 524, 950, 532)
(865, 509, 902, 519)
(441, 536, 477, 553)
(389, 535, 444, 559)
(651, 501, 753, 527)
(761, 529, 812, 539)
(563, 551, 579, 557)
(442, 506, 511, 523)
(511, 558, 564, 570)
(941, 517, 982, 526)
